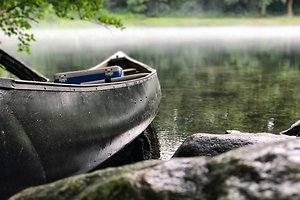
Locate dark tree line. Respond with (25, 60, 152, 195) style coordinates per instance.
(104, 0, 298, 17)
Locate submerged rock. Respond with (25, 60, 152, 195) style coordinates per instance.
(173, 131, 294, 157)
(10, 139, 300, 200)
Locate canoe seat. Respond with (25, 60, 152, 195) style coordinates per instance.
(81, 73, 150, 85)
(54, 66, 123, 84)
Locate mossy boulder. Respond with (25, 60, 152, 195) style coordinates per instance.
(10, 139, 300, 200)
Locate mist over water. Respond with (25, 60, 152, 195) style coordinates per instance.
(1, 26, 300, 159)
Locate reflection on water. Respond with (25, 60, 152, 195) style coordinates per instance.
(1, 26, 300, 159)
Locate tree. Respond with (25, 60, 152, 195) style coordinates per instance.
(126, 0, 170, 17)
(259, 0, 273, 16)
(0, 0, 123, 53)
(278, 0, 293, 16)
(127, 0, 149, 14)
(103, 0, 127, 12)
(224, 0, 273, 16)
(286, 0, 293, 16)
(146, 0, 170, 17)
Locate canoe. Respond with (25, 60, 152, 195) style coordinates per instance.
(0, 51, 161, 198)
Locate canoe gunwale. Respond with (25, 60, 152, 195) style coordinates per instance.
(0, 70, 157, 92)
(0, 51, 158, 92)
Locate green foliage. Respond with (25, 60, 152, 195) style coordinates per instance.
(125, 0, 171, 17)
(103, 0, 298, 18)
(0, 0, 42, 53)
(176, 1, 201, 16)
(0, 0, 124, 53)
(224, 0, 240, 5)
(260, 0, 274, 4)
(127, 0, 149, 14)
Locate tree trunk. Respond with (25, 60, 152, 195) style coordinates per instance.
(260, 4, 266, 16)
(287, 0, 293, 17)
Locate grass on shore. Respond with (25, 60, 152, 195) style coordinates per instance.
(38, 15, 300, 28)
(120, 15, 300, 26)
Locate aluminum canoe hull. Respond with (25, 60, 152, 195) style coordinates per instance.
(0, 57, 161, 198)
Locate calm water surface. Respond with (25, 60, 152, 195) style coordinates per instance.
(1, 26, 300, 159)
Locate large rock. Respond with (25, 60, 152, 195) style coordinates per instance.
(10, 139, 300, 200)
(173, 131, 294, 157)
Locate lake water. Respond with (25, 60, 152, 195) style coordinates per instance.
(1, 26, 300, 159)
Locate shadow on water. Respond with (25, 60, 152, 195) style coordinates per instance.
(1, 26, 300, 159)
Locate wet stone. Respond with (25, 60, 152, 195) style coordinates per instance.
(10, 139, 300, 200)
(172, 131, 294, 158)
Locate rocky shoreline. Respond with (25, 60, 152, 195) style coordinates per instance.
(10, 121, 300, 200)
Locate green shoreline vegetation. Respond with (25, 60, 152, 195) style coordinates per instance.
(39, 15, 300, 28)
(118, 15, 300, 26)
(101, 0, 299, 26)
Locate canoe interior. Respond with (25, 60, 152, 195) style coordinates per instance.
(103, 57, 150, 74)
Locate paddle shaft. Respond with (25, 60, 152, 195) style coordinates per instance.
(0, 49, 48, 82)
